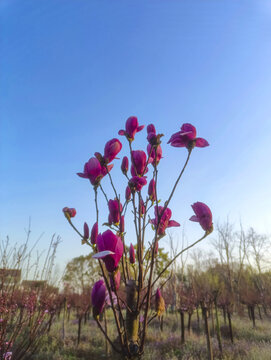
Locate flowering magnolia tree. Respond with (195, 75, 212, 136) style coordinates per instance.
(63, 117, 213, 359)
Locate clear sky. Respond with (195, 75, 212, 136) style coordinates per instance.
(1, 0, 271, 270)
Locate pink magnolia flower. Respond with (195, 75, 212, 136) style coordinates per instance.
(110, 270, 121, 291)
(95, 230, 124, 272)
(128, 176, 147, 192)
(121, 156, 129, 175)
(147, 144, 162, 165)
(147, 124, 163, 146)
(150, 206, 180, 235)
(168, 123, 209, 150)
(190, 202, 213, 233)
(91, 279, 106, 317)
(62, 207, 76, 219)
(131, 150, 148, 177)
(77, 157, 113, 186)
(108, 199, 122, 224)
(118, 116, 144, 141)
(91, 222, 98, 245)
(125, 186, 131, 201)
(83, 222, 89, 239)
(129, 243, 135, 264)
(104, 138, 122, 164)
(148, 179, 156, 202)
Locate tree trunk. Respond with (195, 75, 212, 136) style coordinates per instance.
(126, 280, 139, 356)
(202, 305, 213, 360)
(214, 299, 222, 353)
(187, 312, 192, 334)
(77, 316, 82, 346)
(180, 311, 185, 344)
(251, 305, 256, 328)
(227, 311, 234, 343)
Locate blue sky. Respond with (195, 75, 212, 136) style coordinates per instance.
(1, 0, 271, 269)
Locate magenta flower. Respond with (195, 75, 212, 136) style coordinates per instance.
(148, 179, 156, 202)
(150, 206, 180, 235)
(91, 222, 98, 245)
(129, 176, 147, 192)
(147, 144, 162, 165)
(121, 156, 129, 175)
(110, 270, 121, 291)
(129, 243, 135, 264)
(147, 124, 163, 146)
(91, 279, 106, 317)
(131, 150, 148, 177)
(95, 230, 124, 272)
(62, 207, 76, 219)
(108, 199, 122, 224)
(118, 116, 144, 141)
(190, 202, 213, 233)
(168, 123, 209, 150)
(125, 186, 131, 201)
(77, 157, 113, 186)
(83, 222, 89, 239)
(104, 138, 122, 164)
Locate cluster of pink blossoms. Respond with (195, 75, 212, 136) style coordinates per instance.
(63, 117, 212, 318)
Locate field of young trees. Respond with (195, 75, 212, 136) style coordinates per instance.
(1, 219, 271, 360)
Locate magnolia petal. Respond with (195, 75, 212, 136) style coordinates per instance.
(93, 250, 115, 259)
(118, 130, 125, 135)
(77, 172, 88, 178)
(168, 220, 180, 228)
(189, 215, 199, 222)
(195, 137, 209, 147)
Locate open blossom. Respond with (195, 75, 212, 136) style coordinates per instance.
(131, 150, 148, 177)
(150, 206, 180, 235)
(121, 156, 129, 175)
(77, 157, 113, 186)
(129, 243, 135, 264)
(91, 279, 106, 317)
(95, 230, 124, 272)
(104, 138, 122, 164)
(148, 179, 156, 202)
(190, 202, 213, 233)
(62, 207, 76, 219)
(118, 116, 144, 141)
(168, 123, 209, 150)
(147, 144, 162, 165)
(128, 176, 147, 192)
(108, 199, 122, 224)
(91, 222, 98, 245)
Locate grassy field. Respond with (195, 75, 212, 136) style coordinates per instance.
(30, 311, 271, 360)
